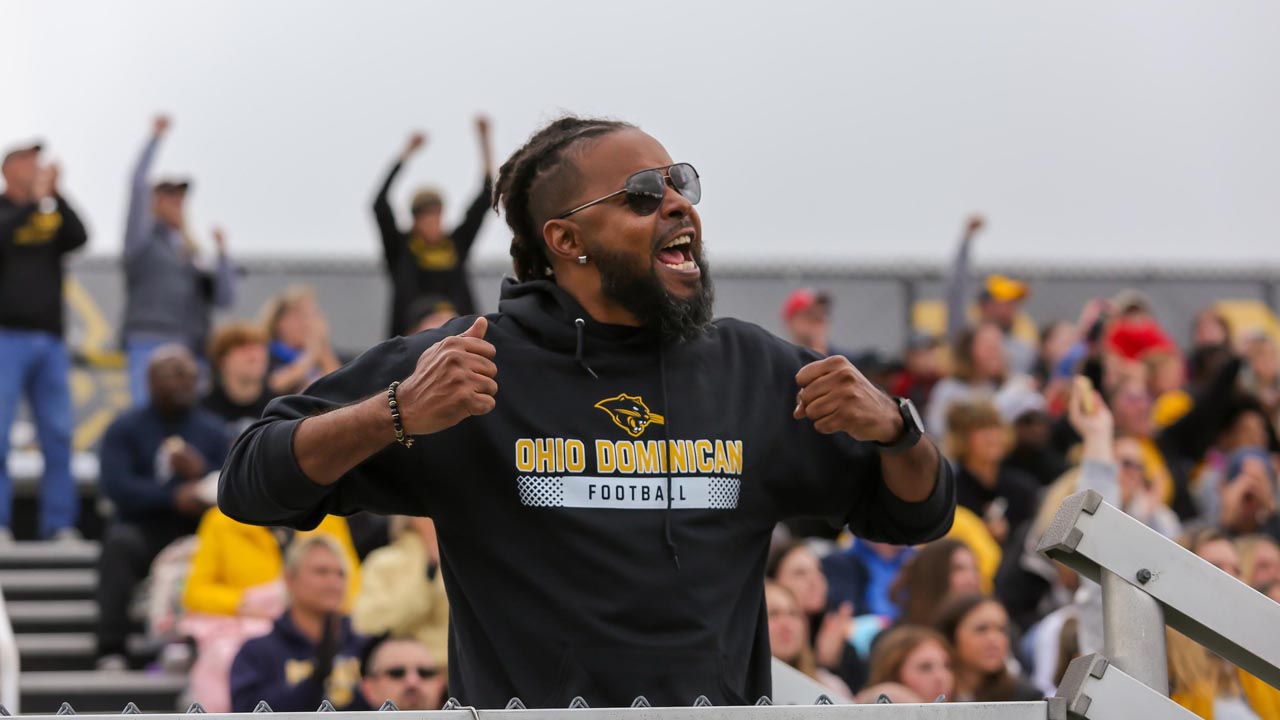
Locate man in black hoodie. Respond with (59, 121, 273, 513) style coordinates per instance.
(221, 116, 955, 708)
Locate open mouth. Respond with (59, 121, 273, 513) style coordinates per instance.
(655, 233, 698, 272)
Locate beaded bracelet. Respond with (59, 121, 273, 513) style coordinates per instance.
(387, 381, 414, 448)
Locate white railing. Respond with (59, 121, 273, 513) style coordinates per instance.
(0, 585, 20, 714)
(12, 491, 1280, 718)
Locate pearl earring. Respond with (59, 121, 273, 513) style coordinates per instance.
(577, 255, 588, 265)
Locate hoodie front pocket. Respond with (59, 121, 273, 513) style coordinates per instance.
(545, 646, 746, 708)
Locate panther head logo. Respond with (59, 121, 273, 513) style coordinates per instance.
(594, 394, 666, 438)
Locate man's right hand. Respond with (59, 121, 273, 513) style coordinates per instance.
(171, 444, 208, 481)
(31, 165, 57, 201)
(396, 317, 498, 435)
(964, 213, 985, 236)
(153, 114, 172, 137)
(403, 131, 427, 159)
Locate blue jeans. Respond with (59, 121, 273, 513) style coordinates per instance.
(0, 328, 78, 536)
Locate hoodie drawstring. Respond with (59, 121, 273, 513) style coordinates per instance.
(573, 315, 678, 569)
(574, 318, 598, 379)
(658, 347, 681, 570)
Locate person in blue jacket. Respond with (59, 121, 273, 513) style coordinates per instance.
(95, 345, 227, 668)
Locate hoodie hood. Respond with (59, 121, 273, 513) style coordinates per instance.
(498, 278, 664, 355)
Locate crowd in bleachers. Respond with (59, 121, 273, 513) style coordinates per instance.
(769, 228, 1280, 715)
(3, 115, 1280, 716)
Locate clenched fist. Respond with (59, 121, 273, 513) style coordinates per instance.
(793, 355, 901, 442)
(396, 317, 498, 435)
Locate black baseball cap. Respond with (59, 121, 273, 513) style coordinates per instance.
(153, 178, 192, 194)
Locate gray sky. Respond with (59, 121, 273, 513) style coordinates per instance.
(4, 0, 1279, 264)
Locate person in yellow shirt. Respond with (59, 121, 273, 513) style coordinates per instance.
(352, 516, 449, 670)
(180, 508, 361, 712)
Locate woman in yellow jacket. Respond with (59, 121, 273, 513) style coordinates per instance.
(180, 508, 361, 712)
(352, 516, 449, 669)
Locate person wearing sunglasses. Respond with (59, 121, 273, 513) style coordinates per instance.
(221, 115, 954, 708)
(359, 635, 447, 711)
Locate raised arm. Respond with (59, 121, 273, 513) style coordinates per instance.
(218, 316, 498, 529)
(53, 196, 89, 253)
(372, 132, 425, 264)
(449, 116, 496, 259)
(124, 115, 168, 259)
(945, 214, 985, 343)
(32, 164, 88, 253)
(209, 226, 237, 308)
(476, 113, 494, 180)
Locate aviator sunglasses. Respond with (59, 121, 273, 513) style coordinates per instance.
(376, 665, 441, 680)
(557, 163, 701, 219)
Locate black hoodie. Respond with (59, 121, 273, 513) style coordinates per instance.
(219, 279, 955, 708)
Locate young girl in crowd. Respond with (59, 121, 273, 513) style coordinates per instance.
(925, 321, 1041, 438)
(890, 539, 983, 627)
(1238, 534, 1280, 590)
(866, 626, 956, 702)
(933, 594, 1041, 703)
(764, 581, 853, 701)
(766, 540, 863, 691)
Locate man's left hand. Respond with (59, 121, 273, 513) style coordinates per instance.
(794, 355, 902, 442)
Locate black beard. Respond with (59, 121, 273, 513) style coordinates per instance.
(590, 244, 715, 344)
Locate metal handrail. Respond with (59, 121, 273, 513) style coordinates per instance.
(0, 585, 20, 714)
(13, 704, 1059, 719)
(1039, 489, 1280, 689)
(1041, 490, 1280, 718)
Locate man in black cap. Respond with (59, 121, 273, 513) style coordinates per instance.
(0, 140, 88, 542)
(372, 116, 494, 337)
(120, 114, 237, 405)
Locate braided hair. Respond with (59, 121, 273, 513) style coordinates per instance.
(493, 116, 634, 282)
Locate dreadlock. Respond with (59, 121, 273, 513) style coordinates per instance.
(493, 115, 635, 282)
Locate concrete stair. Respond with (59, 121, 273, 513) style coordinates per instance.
(0, 541, 182, 713)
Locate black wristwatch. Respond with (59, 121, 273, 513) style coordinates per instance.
(875, 397, 924, 455)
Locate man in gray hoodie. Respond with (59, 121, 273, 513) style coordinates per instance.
(121, 114, 237, 405)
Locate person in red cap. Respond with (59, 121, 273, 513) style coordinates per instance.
(0, 140, 88, 542)
(781, 288, 856, 359)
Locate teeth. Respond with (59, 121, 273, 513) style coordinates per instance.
(661, 259, 698, 271)
(663, 235, 692, 249)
